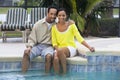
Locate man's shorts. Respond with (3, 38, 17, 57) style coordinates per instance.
(29, 44, 54, 61)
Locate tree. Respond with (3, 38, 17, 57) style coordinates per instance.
(18, 0, 102, 34)
(40, 0, 102, 33)
(98, 0, 114, 18)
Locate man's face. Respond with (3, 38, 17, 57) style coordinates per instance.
(47, 8, 57, 23)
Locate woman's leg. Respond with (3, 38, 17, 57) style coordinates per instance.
(57, 47, 70, 74)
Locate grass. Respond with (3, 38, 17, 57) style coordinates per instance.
(0, 8, 10, 14)
(0, 7, 31, 14)
(113, 8, 119, 15)
(0, 31, 22, 38)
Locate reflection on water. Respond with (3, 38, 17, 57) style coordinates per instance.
(0, 70, 120, 80)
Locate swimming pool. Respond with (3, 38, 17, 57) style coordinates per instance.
(0, 52, 120, 80)
(0, 70, 120, 80)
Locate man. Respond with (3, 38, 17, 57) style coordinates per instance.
(22, 6, 58, 73)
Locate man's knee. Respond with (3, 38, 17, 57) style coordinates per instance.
(24, 49, 30, 56)
(45, 54, 52, 62)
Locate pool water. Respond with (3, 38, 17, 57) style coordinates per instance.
(0, 70, 120, 80)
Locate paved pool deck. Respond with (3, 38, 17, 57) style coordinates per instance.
(0, 36, 120, 58)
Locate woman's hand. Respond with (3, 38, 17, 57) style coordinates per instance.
(89, 47, 95, 52)
(54, 50, 58, 59)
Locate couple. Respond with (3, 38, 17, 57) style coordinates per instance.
(22, 6, 95, 74)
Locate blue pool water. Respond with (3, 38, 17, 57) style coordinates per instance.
(0, 55, 120, 80)
(0, 70, 120, 80)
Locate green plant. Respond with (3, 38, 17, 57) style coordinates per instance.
(0, 31, 22, 38)
(39, 0, 102, 33)
(85, 12, 100, 36)
(98, 18, 119, 36)
(67, 0, 85, 32)
(0, 8, 9, 14)
(17, 0, 102, 34)
(96, 0, 114, 18)
(0, 21, 2, 24)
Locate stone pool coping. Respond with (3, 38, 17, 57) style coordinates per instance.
(0, 56, 88, 65)
(0, 37, 120, 65)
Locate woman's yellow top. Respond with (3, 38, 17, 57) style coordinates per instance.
(51, 24, 84, 48)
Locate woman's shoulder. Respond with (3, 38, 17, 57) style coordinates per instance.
(52, 24, 57, 29)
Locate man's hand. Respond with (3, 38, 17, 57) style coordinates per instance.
(24, 47, 31, 54)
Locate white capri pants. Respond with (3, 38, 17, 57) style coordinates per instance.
(68, 46, 77, 57)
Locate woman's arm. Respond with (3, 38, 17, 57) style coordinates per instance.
(72, 24, 95, 52)
(81, 41, 95, 52)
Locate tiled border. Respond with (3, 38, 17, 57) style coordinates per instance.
(0, 52, 120, 72)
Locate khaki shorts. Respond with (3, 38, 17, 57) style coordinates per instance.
(29, 44, 54, 61)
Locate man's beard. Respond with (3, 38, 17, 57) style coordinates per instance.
(50, 18, 56, 23)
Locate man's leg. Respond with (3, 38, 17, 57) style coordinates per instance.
(22, 49, 30, 73)
(41, 46, 54, 73)
(45, 54, 52, 73)
(53, 55, 60, 74)
(22, 44, 48, 73)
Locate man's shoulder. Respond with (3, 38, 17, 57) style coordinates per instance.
(36, 18, 45, 24)
(34, 18, 46, 27)
(68, 20, 75, 25)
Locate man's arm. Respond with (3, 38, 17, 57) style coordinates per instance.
(26, 25, 37, 48)
(68, 19, 75, 26)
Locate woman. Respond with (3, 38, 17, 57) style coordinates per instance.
(51, 8, 95, 74)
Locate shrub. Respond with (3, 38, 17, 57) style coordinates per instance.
(98, 18, 119, 36)
(90, 18, 119, 37)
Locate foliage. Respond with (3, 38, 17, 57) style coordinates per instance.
(66, 0, 85, 32)
(85, 11, 101, 36)
(97, 18, 119, 36)
(0, 21, 2, 24)
(82, 0, 102, 17)
(66, 0, 102, 33)
(17, 0, 102, 33)
(96, 0, 114, 18)
(18, 0, 44, 6)
(17, 0, 24, 6)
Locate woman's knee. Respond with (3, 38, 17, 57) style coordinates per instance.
(57, 48, 67, 58)
(53, 56, 59, 63)
(57, 49, 63, 56)
(61, 47, 70, 57)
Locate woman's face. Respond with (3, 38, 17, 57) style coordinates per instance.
(57, 10, 67, 23)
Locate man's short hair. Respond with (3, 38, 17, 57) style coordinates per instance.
(48, 6, 58, 13)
